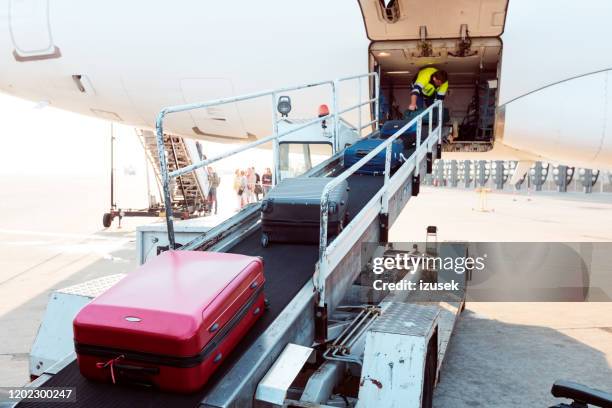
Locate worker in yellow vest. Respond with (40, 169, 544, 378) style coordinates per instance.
(408, 67, 448, 111)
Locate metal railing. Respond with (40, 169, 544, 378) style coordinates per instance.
(155, 73, 379, 248)
(315, 101, 443, 305)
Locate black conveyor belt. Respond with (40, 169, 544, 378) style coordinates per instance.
(17, 174, 383, 408)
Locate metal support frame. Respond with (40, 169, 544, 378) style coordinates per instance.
(379, 213, 389, 243)
(155, 73, 378, 249)
(450, 160, 459, 187)
(463, 160, 472, 188)
(493, 160, 507, 190)
(477, 160, 489, 187)
(579, 168, 599, 193)
(531, 161, 549, 191)
(109, 123, 116, 211)
(322, 305, 381, 366)
(554, 165, 575, 193)
(315, 304, 328, 344)
(435, 160, 445, 186)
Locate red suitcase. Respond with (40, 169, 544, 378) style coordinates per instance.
(73, 250, 265, 393)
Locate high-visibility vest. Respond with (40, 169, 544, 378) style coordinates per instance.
(412, 67, 448, 99)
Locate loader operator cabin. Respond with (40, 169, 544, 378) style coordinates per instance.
(361, 0, 506, 151)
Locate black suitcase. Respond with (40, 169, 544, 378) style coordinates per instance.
(260, 177, 349, 247)
(380, 120, 417, 149)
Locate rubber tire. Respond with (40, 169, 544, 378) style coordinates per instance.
(102, 213, 112, 228)
(260, 233, 269, 248)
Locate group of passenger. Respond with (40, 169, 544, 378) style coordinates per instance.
(233, 167, 273, 208)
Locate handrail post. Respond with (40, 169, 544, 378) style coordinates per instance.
(428, 108, 433, 140)
(317, 182, 333, 307)
(382, 144, 392, 214)
(155, 111, 176, 249)
(358, 77, 362, 138)
(332, 80, 339, 154)
(438, 101, 443, 143)
(271, 93, 281, 185)
(318, 187, 330, 263)
(374, 72, 380, 130)
(415, 118, 422, 177)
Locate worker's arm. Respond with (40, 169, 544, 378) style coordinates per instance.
(409, 85, 422, 111)
(408, 94, 418, 111)
(435, 82, 449, 101)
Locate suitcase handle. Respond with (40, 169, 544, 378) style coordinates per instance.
(114, 363, 160, 376)
(261, 199, 273, 213)
(112, 363, 160, 387)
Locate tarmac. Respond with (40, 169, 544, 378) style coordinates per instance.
(0, 183, 610, 407)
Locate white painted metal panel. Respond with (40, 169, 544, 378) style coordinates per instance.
(255, 343, 314, 405)
(357, 302, 439, 408)
(29, 275, 125, 377)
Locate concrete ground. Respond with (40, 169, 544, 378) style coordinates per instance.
(0, 184, 610, 407)
(389, 187, 612, 407)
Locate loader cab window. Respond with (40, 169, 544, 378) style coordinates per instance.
(279, 143, 332, 179)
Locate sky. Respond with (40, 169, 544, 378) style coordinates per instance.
(0, 92, 325, 214)
(0, 93, 277, 178)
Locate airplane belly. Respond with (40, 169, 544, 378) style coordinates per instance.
(0, 0, 369, 142)
(501, 70, 612, 170)
(180, 78, 251, 141)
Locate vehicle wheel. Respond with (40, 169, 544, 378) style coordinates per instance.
(102, 213, 113, 228)
(261, 233, 270, 248)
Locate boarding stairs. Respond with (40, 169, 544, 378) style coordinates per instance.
(138, 130, 209, 214)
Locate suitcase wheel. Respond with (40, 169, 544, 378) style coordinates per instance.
(261, 233, 270, 248)
(264, 298, 270, 310)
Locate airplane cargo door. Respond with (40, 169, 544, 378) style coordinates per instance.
(358, 0, 508, 41)
(9, 0, 60, 61)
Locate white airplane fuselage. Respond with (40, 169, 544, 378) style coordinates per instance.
(1, 0, 611, 170)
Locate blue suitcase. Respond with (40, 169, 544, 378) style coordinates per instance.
(343, 138, 405, 175)
(380, 120, 417, 149)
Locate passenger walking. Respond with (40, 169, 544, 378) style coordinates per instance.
(233, 169, 243, 209)
(207, 166, 220, 214)
(247, 167, 257, 203)
(262, 168, 273, 196)
(240, 170, 249, 207)
(254, 168, 263, 201)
